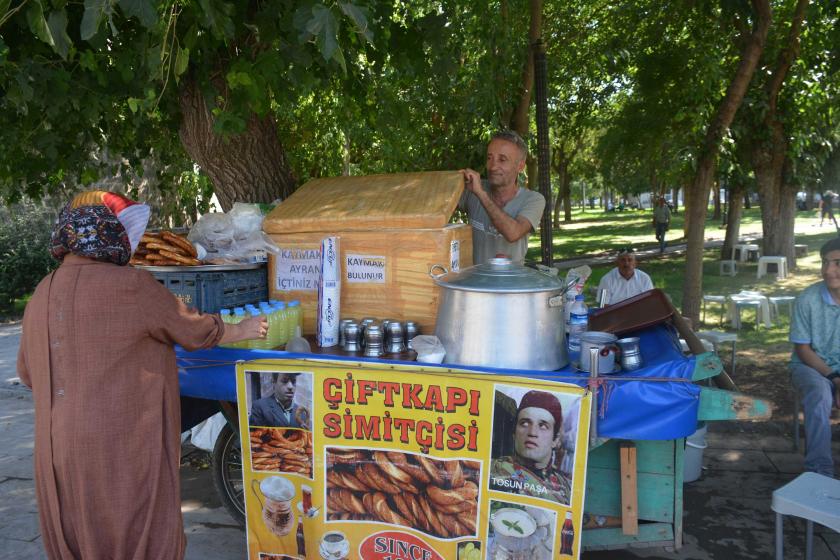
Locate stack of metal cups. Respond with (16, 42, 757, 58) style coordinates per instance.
(385, 321, 405, 354)
(404, 321, 419, 349)
(363, 324, 384, 357)
(341, 321, 361, 352)
(358, 318, 377, 350)
(338, 318, 356, 347)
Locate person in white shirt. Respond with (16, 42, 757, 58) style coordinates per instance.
(597, 247, 654, 306)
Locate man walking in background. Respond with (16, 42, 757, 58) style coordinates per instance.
(653, 197, 672, 253)
(820, 191, 838, 229)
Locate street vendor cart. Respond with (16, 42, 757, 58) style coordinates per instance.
(160, 171, 770, 557)
(177, 319, 769, 553)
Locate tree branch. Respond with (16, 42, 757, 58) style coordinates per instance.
(765, 0, 809, 115)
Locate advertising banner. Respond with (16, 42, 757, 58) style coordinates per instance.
(236, 359, 592, 560)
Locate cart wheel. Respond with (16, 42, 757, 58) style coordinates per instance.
(212, 423, 245, 526)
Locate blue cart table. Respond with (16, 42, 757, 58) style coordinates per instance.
(177, 324, 769, 551)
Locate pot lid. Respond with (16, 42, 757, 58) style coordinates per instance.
(431, 258, 566, 293)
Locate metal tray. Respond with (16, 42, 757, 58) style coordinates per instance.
(133, 263, 265, 272)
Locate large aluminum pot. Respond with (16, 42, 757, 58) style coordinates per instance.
(430, 258, 569, 370)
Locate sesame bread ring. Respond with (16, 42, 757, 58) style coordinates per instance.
(417, 495, 444, 536)
(338, 471, 369, 493)
(427, 485, 464, 507)
(159, 249, 201, 266)
(361, 463, 402, 494)
(146, 241, 187, 256)
(416, 455, 446, 487)
(161, 231, 198, 257)
(373, 451, 414, 485)
(440, 513, 462, 537)
(391, 493, 417, 525)
(444, 459, 464, 488)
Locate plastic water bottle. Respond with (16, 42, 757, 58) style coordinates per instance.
(288, 300, 303, 338)
(564, 289, 578, 333)
(273, 302, 289, 347)
(247, 309, 265, 349)
(219, 309, 232, 348)
(567, 295, 588, 365)
(259, 303, 276, 349)
(229, 307, 246, 348)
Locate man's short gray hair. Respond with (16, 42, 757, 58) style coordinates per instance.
(491, 130, 528, 159)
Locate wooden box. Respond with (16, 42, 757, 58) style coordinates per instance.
(264, 171, 472, 334)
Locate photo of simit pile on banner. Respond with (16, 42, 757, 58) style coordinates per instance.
(325, 447, 479, 539)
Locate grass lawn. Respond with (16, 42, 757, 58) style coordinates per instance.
(525, 205, 838, 425)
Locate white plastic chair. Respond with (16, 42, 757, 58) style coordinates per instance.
(772, 472, 840, 560)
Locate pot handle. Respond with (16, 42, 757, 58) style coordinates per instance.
(548, 294, 564, 308)
(429, 264, 448, 279)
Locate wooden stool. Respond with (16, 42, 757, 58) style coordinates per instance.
(772, 472, 840, 560)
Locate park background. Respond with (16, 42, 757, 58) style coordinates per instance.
(1, 0, 839, 466)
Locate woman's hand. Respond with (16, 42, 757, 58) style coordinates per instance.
(240, 316, 268, 340)
(219, 315, 268, 345)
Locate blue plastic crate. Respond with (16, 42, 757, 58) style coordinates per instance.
(151, 266, 268, 313)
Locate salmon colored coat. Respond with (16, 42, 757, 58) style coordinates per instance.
(17, 255, 225, 559)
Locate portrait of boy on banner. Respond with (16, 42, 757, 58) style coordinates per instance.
(489, 386, 582, 506)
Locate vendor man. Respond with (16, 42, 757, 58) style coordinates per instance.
(249, 372, 305, 428)
(597, 246, 654, 305)
(460, 131, 546, 264)
(490, 390, 572, 505)
(789, 237, 840, 478)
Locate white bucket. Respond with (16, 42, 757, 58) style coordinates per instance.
(683, 422, 708, 483)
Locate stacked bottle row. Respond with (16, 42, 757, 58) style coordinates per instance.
(219, 300, 303, 349)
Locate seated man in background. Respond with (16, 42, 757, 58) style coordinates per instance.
(596, 246, 654, 306)
(789, 237, 840, 478)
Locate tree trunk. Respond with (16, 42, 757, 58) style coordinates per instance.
(681, 0, 770, 325)
(712, 182, 722, 220)
(752, 0, 809, 268)
(805, 188, 815, 211)
(744, 191, 752, 209)
(509, 0, 543, 137)
(721, 181, 746, 259)
(672, 186, 680, 212)
(178, 77, 297, 211)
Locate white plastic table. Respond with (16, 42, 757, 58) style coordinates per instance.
(772, 472, 840, 560)
(727, 291, 773, 329)
(757, 256, 788, 280)
(734, 243, 760, 262)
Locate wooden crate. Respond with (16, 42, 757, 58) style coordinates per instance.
(264, 171, 471, 334)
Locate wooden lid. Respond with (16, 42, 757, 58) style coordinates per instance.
(263, 170, 464, 233)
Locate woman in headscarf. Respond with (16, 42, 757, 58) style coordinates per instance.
(16, 191, 266, 560)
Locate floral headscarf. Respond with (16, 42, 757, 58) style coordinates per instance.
(50, 191, 151, 266)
